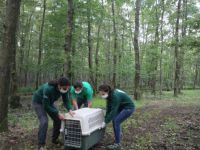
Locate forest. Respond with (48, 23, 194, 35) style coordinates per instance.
(0, 0, 200, 150)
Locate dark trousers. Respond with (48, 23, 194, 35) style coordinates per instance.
(112, 108, 135, 144)
(32, 102, 61, 147)
(77, 97, 88, 109)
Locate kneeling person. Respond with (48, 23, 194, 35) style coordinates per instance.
(71, 81, 94, 110)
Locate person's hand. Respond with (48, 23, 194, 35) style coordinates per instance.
(69, 110, 75, 117)
(101, 122, 106, 128)
(58, 113, 65, 120)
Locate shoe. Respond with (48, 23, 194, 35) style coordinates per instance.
(52, 140, 63, 146)
(107, 143, 121, 150)
(38, 146, 47, 150)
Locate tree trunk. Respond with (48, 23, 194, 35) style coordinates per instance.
(179, 0, 187, 93)
(95, 0, 104, 90)
(111, 0, 117, 88)
(36, 0, 46, 89)
(133, 0, 142, 100)
(152, 1, 159, 95)
(174, 0, 181, 97)
(193, 62, 198, 89)
(87, 0, 94, 85)
(64, 0, 74, 81)
(160, 0, 165, 95)
(0, 0, 21, 132)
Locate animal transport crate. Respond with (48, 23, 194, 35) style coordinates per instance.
(60, 108, 106, 150)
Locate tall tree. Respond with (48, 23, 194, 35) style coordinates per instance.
(111, 0, 117, 88)
(87, 0, 94, 85)
(64, 0, 74, 81)
(36, 0, 46, 89)
(179, 0, 188, 92)
(174, 0, 182, 96)
(0, 0, 21, 132)
(159, 0, 165, 95)
(133, 0, 142, 100)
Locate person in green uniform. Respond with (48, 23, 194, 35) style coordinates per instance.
(98, 84, 135, 150)
(32, 77, 74, 150)
(71, 81, 94, 110)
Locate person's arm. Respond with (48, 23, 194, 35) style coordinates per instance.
(42, 89, 59, 115)
(86, 88, 93, 108)
(105, 96, 120, 124)
(70, 87, 78, 110)
(72, 100, 78, 110)
(61, 93, 72, 111)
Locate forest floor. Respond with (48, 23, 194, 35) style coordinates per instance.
(0, 90, 200, 150)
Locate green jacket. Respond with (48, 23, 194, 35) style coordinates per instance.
(32, 83, 72, 115)
(105, 89, 135, 124)
(71, 81, 93, 102)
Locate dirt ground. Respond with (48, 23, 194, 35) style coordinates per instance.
(0, 100, 200, 150)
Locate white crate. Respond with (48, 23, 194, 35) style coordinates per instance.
(62, 108, 105, 136)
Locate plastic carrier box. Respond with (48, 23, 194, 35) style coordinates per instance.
(61, 108, 106, 150)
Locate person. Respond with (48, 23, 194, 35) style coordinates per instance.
(71, 81, 94, 110)
(32, 77, 74, 150)
(98, 84, 135, 150)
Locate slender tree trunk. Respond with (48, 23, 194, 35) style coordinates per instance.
(193, 62, 198, 89)
(179, 0, 187, 92)
(160, 0, 165, 95)
(133, 0, 142, 100)
(36, 0, 46, 89)
(87, 0, 94, 85)
(111, 0, 117, 88)
(152, 1, 159, 95)
(24, 15, 33, 86)
(0, 0, 21, 132)
(64, 0, 74, 81)
(95, 24, 101, 90)
(95, 0, 104, 90)
(174, 0, 181, 97)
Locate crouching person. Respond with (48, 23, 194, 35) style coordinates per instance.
(32, 77, 74, 150)
(98, 84, 135, 150)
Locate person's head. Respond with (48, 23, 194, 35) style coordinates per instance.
(98, 84, 112, 99)
(74, 81, 83, 94)
(49, 77, 71, 94)
(57, 77, 71, 93)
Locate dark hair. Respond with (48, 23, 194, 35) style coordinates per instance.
(74, 81, 83, 89)
(48, 77, 70, 87)
(98, 84, 112, 93)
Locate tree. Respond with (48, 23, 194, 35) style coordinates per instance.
(134, 0, 142, 100)
(174, 0, 182, 97)
(87, 0, 94, 85)
(64, 0, 74, 81)
(0, 0, 21, 132)
(111, 0, 117, 88)
(36, 0, 46, 89)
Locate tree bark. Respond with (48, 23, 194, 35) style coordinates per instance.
(111, 0, 117, 88)
(134, 0, 142, 100)
(174, 0, 181, 97)
(64, 0, 74, 81)
(151, 1, 159, 95)
(36, 0, 46, 89)
(179, 0, 187, 93)
(87, 0, 94, 85)
(0, 0, 21, 132)
(160, 0, 165, 95)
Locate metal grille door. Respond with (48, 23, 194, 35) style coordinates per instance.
(64, 120, 82, 148)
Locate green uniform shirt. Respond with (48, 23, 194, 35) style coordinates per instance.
(71, 81, 93, 102)
(105, 89, 135, 124)
(32, 83, 72, 115)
